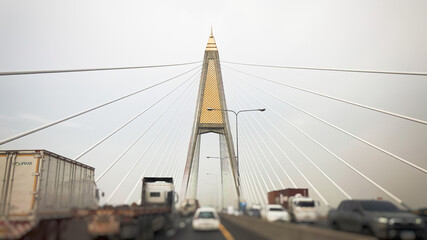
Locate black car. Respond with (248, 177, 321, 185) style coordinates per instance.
(412, 208, 427, 225)
(328, 200, 425, 239)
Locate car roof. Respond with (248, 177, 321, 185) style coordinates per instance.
(196, 207, 217, 212)
(267, 204, 283, 208)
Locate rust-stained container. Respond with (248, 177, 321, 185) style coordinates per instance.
(267, 188, 309, 209)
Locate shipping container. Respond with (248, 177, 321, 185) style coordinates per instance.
(0, 150, 98, 239)
(267, 188, 309, 209)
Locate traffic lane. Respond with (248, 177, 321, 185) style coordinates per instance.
(221, 214, 376, 240)
(155, 217, 226, 240)
(220, 215, 267, 240)
(299, 218, 329, 229)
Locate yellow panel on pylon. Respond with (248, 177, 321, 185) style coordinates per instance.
(200, 59, 223, 124)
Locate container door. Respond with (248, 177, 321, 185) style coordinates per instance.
(3, 152, 40, 217)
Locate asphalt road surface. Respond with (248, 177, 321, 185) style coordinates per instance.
(155, 216, 266, 240)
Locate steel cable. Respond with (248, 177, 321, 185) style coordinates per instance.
(239, 75, 408, 208)
(223, 65, 427, 126)
(75, 67, 202, 161)
(0, 65, 201, 145)
(124, 81, 198, 203)
(0, 61, 201, 76)
(238, 76, 427, 175)
(227, 70, 352, 200)
(227, 82, 297, 188)
(104, 75, 198, 203)
(96, 69, 200, 182)
(223, 61, 427, 77)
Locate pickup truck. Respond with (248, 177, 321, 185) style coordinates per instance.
(328, 200, 425, 239)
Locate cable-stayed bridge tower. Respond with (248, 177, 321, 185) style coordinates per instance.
(180, 31, 239, 207)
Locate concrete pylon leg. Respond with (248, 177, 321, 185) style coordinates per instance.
(186, 136, 201, 199)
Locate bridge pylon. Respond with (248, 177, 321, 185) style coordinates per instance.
(180, 31, 239, 208)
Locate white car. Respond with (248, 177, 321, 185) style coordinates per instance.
(192, 207, 221, 231)
(262, 204, 290, 222)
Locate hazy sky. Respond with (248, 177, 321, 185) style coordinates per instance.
(1, 0, 426, 213)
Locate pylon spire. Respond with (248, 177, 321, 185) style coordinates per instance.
(206, 28, 217, 51)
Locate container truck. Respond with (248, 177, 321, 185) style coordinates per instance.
(0, 150, 98, 239)
(87, 177, 178, 239)
(268, 188, 318, 223)
(141, 177, 177, 232)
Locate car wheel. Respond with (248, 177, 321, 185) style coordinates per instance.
(361, 226, 373, 236)
(290, 214, 296, 223)
(330, 221, 339, 230)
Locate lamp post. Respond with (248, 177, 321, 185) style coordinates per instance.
(207, 107, 265, 205)
(207, 108, 265, 176)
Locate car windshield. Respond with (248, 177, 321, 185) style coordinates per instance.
(198, 211, 215, 219)
(295, 201, 315, 207)
(360, 201, 400, 212)
(269, 208, 283, 211)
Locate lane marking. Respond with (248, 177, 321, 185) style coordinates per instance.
(219, 223, 235, 240)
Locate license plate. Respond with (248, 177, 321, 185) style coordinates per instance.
(400, 230, 415, 240)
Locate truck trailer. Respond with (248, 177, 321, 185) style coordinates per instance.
(268, 188, 309, 209)
(268, 188, 317, 223)
(87, 177, 178, 239)
(0, 150, 98, 239)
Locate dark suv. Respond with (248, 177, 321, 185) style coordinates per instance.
(328, 200, 425, 239)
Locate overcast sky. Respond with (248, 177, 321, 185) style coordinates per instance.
(1, 0, 426, 212)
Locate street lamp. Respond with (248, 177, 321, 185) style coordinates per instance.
(207, 107, 265, 175)
(207, 107, 265, 204)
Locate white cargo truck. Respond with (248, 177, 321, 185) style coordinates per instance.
(0, 150, 98, 239)
(287, 194, 318, 223)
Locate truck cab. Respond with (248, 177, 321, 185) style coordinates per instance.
(288, 194, 318, 223)
(141, 177, 175, 208)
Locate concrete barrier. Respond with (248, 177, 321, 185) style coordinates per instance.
(220, 214, 376, 240)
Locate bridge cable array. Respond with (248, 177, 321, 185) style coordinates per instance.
(222, 67, 411, 209)
(228, 75, 353, 202)
(223, 65, 427, 175)
(75, 66, 201, 161)
(228, 79, 330, 207)
(224, 65, 427, 126)
(124, 79, 199, 203)
(95, 68, 201, 182)
(0, 65, 201, 146)
(104, 76, 199, 203)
